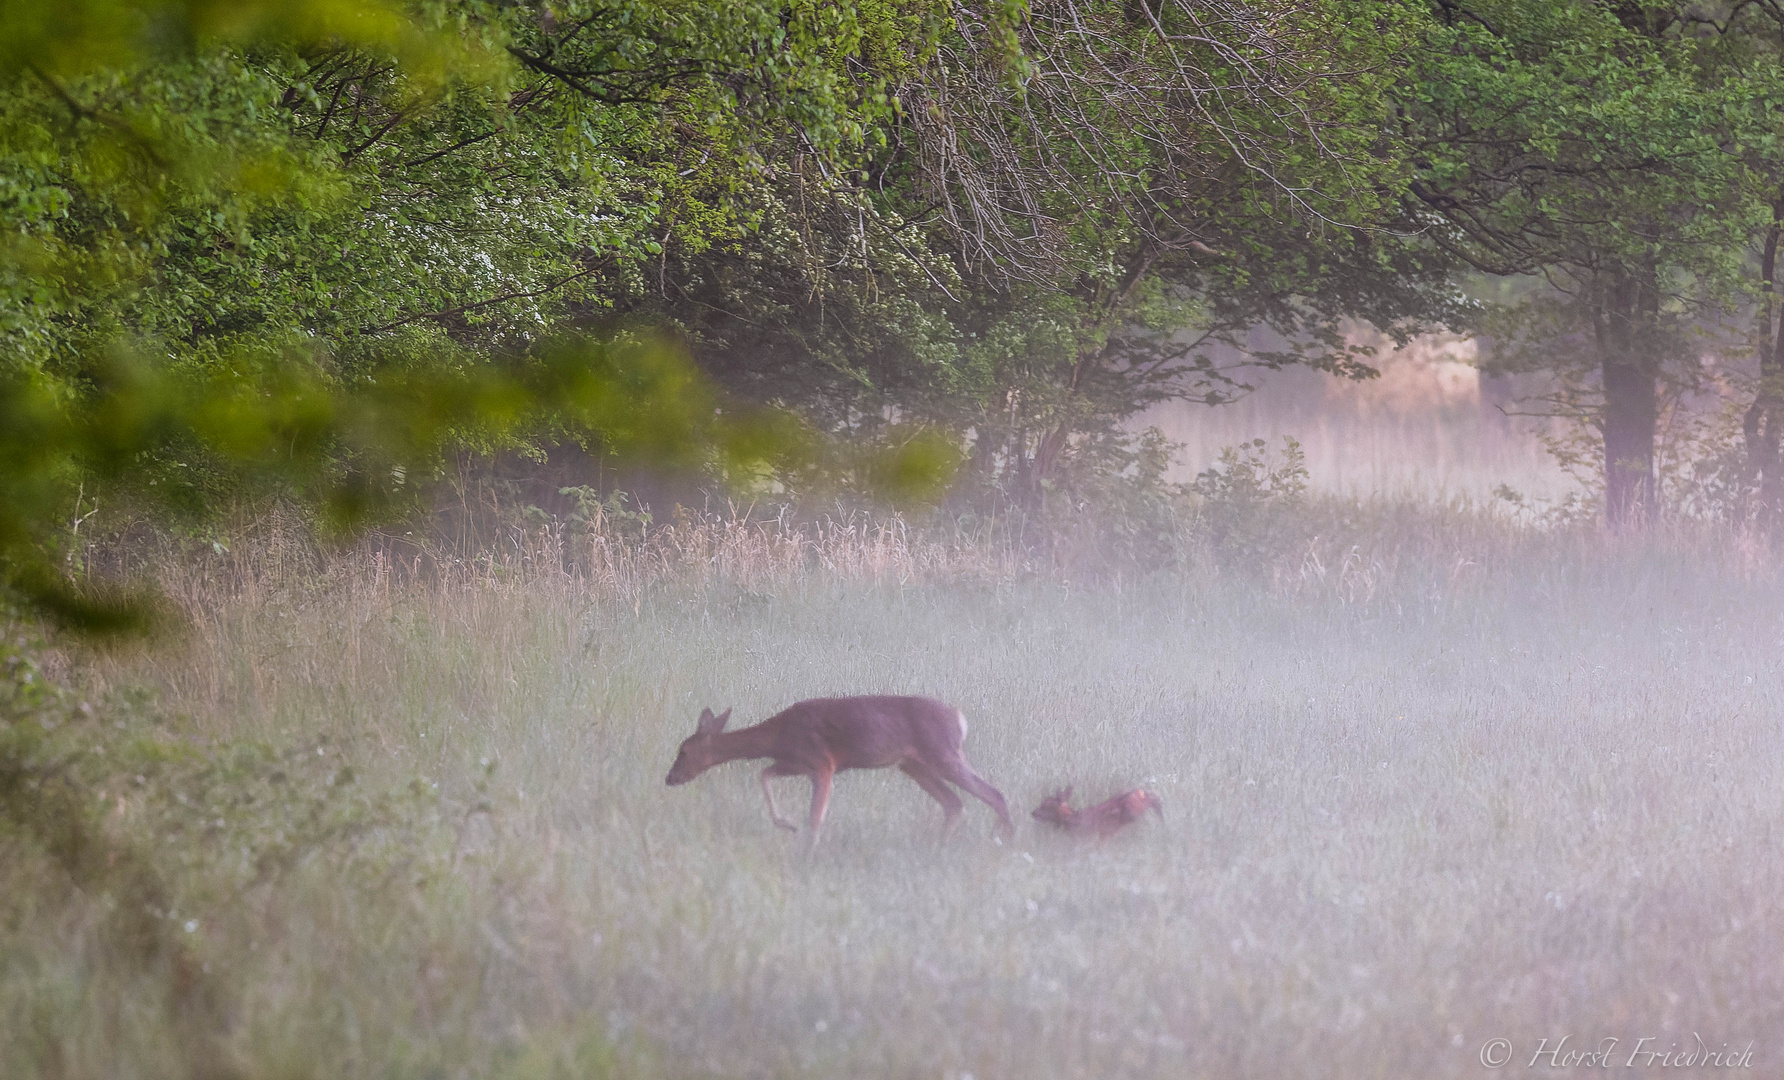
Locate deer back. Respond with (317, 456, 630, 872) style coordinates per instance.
(667, 696, 968, 783)
(754, 696, 968, 771)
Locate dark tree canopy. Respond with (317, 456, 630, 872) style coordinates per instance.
(8, 0, 1784, 623)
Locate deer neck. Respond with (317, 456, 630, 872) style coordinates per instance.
(710, 722, 782, 765)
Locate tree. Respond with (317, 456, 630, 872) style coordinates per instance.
(1684, 1, 1784, 528)
(0, 0, 957, 625)
(1394, 0, 1775, 524)
(639, 0, 1467, 510)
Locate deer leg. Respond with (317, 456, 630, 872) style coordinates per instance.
(937, 760, 1016, 840)
(805, 765, 835, 851)
(899, 760, 964, 842)
(760, 767, 798, 832)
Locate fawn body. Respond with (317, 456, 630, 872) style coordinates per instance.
(1031, 786, 1163, 840)
(666, 695, 1016, 848)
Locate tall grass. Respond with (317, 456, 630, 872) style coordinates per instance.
(6, 501, 1783, 1079)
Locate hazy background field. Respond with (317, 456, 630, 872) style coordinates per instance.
(5, 349, 1780, 1080)
(1141, 330, 1572, 501)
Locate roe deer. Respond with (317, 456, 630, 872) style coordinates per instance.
(665, 696, 1015, 848)
(1031, 786, 1163, 840)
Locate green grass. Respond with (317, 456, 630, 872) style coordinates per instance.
(6, 507, 1784, 1078)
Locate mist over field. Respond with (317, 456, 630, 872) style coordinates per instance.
(8, 414, 1783, 1078)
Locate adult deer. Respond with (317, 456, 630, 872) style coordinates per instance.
(1031, 786, 1163, 840)
(665, 695, 1015, 848)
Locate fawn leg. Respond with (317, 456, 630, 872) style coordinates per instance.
(760, 767, 798, 832)
(899, 760, 964, 842)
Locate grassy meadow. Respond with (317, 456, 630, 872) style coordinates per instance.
(4, 505, 1783, 1079)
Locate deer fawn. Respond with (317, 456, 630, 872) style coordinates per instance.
(665, 696, 1016, 848)
(1031, 786, 1163, 840)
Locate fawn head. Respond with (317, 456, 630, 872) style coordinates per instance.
(1031, 786, 1074, 826)
(665, 707, 732, 785)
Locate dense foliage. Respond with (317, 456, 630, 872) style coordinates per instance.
(11, 0, 1784, 623)
(1394, 0, 1784, 523)
(0, 0, 956, 622)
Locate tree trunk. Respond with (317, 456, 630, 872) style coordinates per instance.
(1029, 424, 1068, 498)
(1597, 274, 1658, 527)
(1602, 357, 1657, 524)
(1757, 373, 1784, 527)
(1745, 209, 1784, 528)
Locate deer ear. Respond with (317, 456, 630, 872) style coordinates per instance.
(712, 707, 732, 731)
(698, 707, 730, 735)
(1061, 785, 1073, 800)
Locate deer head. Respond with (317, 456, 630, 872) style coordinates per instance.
(1031, 786, 1074, 826)
(665, 707, 732, 785)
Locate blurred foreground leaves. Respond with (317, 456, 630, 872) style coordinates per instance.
(2, 333, 959, 629)
(0, 0, 960, 630)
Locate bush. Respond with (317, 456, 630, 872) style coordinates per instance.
(1190, 436, 1311, 572)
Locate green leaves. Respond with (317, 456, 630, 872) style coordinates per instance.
(1, 327, 969, 628)
(858, 426, 964, 506)
(1401, 0, 1775, 281)
(0, 0, 504, 90)
(0, 0, 975, 627)
(1392, 0, 1784, 521)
